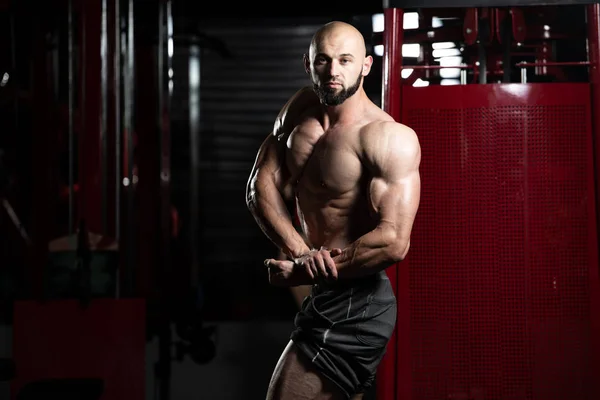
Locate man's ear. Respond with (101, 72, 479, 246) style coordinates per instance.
(362, 55, 373, 76)
(303, 53, 311, 74)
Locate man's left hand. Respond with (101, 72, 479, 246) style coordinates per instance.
(264, 259, 310, 287)
(264, 247, 342, 287)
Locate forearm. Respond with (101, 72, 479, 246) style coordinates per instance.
(333, 225, 409, 279)
(247, 186, 310, 259)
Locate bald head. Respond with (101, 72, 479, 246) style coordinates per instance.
(304, 21, 373, 106)
(309, 21, 367, 60)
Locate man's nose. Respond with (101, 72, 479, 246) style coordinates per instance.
(328, 61, 340, 77)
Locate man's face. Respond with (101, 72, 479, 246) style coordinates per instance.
(313, 70, 362, 106)
(305, 30, 372, 106)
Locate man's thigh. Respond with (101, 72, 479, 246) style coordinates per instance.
(266, 340, 363, 400)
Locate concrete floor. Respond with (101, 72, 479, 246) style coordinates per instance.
(1, 321, 377, 400)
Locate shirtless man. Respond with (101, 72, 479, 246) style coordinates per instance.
(246, 21, 421, 400)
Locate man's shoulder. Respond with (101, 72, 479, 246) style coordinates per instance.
(273, 87, 320, 137)
(360, 119, 419, 146)
(357, 118, 421, 169)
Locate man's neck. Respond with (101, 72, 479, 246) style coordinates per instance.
(322, 90, 367, 127)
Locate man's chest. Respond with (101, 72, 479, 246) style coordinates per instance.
(285, 125, 363, 194)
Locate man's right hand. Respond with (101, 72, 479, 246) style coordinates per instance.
(294, 247, 341, 281)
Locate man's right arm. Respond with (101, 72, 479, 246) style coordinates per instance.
(245, 88, 314, 259)
(246, 133, 309, 259)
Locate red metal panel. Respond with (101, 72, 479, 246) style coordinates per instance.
(10, 299, 146, 400)
(586, 4, 600, 391)
(401, 83, 599, 399)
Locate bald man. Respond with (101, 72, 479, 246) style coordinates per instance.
(246, 21, 421, 399)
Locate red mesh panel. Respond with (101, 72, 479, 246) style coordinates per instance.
(401, 84, 599, 400)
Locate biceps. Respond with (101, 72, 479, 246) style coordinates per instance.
(369, 171, 420, 230)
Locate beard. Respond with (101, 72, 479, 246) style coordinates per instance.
(313, 73, 362, 106)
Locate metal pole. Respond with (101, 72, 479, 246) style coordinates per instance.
(68, 0, 74, 234)
(115, 0, 121, 241)
(80, 0, 87, 233)
(123, 0, 135, 296)
(114, 0, 122, 298)
(520, 67, 527, 83)
(189, 44, 200, 289)
(157, 5, 174, 400)
(127, 0, 135, 296)
(101, 0, 109, 233)
(381, 9, 403, 121)
(379, 8, 403, 400)
(478, 41, 487, 84)
(162, 0, 173, 285)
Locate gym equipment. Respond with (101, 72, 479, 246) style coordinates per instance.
(377, 2, 600, 400)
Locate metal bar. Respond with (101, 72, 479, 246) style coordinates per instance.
(501, 13, 512, 83)
(518, 61, 590, 84)
(68, 0, 74, 234)
(101, 0, 108, 233)
(383, 0, 598, 8)
(478, 41, 487, 84)
(381, 10, 403, 121)
(164, 0, 173, 249)
(155, 5, 172, 400)
(404, 64, 475, 70)
(158, 0, 164, 173)
(128, 0, 135, 296)
(123, 0, 135, 296)
(115, 0, 121, 246)
(373, 25, 584, 47)
(114, 0, 122, 300)
(157, 3, 165, 301)
(516, 61, 591, 67)
(378, 8, 403, 400)
(80, 0, 86, 234)
(189, 44, 200, 289)
(160, 0, 173, 296)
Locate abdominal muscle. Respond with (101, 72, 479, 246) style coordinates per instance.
(296, 187, 375, 251)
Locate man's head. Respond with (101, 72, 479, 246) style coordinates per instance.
(304, 21, 373, 106)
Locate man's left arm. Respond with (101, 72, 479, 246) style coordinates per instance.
(333, 121, 421, 278)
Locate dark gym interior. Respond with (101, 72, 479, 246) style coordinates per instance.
(0, 0, 599, 399)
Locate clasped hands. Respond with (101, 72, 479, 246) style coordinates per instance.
(264, 247, 342, 287)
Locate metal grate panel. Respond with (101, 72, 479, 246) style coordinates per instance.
(401, 84, 599, 400)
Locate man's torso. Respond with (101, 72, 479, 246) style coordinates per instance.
(282, 100, 391, 251)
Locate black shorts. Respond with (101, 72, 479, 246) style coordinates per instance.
(290, 270, 397, 399)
